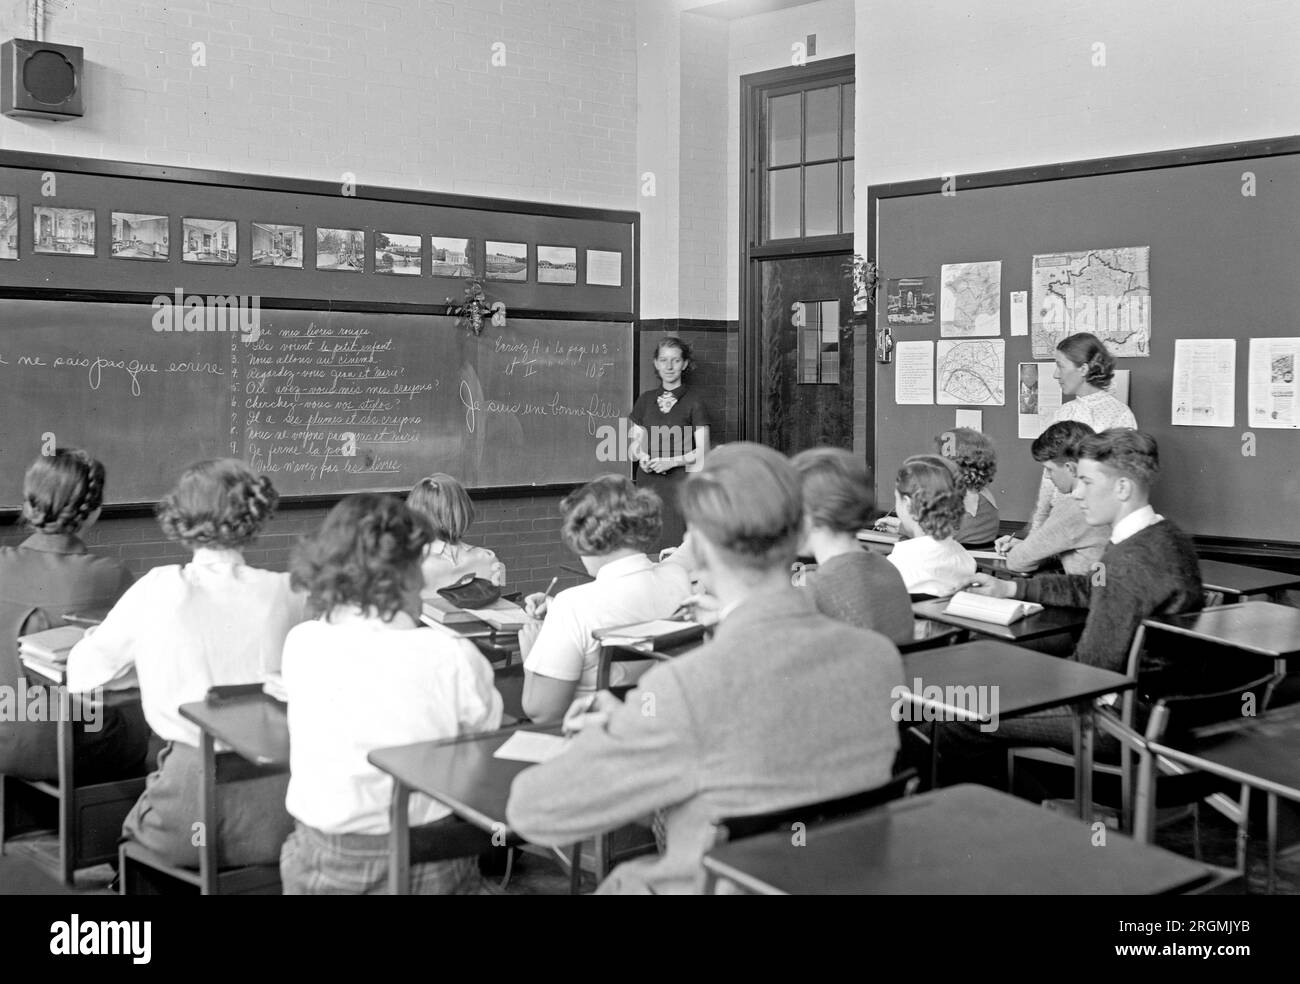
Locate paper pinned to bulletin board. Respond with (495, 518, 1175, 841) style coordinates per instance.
(1016, 362, 1061, 438)
(1248, 337, 1300, 428)
(894, 340, 934, 404)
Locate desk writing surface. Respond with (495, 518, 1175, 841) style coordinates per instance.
(902, 641, 1132, 719)
(368, 724, 564, 833)
(911, 597, 1088, 643)
(702, 784, 1211, 895)
(179, 695, 290, 767)
(1142, 602, 1300, 659)
(1197, 561, 1300, 598)
(1178, 702, 1300, 802)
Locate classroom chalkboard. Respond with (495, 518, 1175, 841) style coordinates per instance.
(870, 138, 1300, 547)
(0, 298, 631, 506)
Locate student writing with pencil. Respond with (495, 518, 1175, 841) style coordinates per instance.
(517, 475, 692, 723)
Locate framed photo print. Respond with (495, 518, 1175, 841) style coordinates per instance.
(252, 222, 304, 268)
(537, 245, 577, 285)
(484, 240, 527, 282)
(111, 212, 169, 260)
(430, 236, 473, 277)
(585, 248, 623, 287)
(317, 227, 364, 272)
(33, 206, 95, 256)
(182, 218, 237, 265)
(0, 196, 17, 259)
(376, 232, 421, 275)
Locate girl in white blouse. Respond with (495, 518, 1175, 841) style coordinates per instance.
(279, 493, 502, 895)
(67, 459, 309, 869)
(1031, 333, 1138, 528)
(886, 455, 976, 598)
(407, 473, 506, 593)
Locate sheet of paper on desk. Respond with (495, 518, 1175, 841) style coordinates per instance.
(494, 731, 569, 764)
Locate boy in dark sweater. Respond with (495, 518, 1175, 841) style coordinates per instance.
(949, 429, 1203, 757)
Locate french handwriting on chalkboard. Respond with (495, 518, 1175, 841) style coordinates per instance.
(0, 350, 224, 397)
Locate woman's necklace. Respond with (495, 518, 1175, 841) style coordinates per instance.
(656, 386, 679, 414)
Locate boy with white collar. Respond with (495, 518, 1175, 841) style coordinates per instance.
(967, 428, 1202, 675)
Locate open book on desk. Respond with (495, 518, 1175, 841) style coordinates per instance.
(944, 591, 1043, 626)
(593, 619, 706, 651)
(856, 529, 901, 546)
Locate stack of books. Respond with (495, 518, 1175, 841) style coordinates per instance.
(421, 596, 531, 631)
(17, 624, 85, 682)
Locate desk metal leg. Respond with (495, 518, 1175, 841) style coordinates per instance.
(57, 687, 76, 886)
(929, 720, 940, 790)
(199, 731, 219, 895)
(1267, 793, 1277, 895)
(388, 782, 411, 895)
(1074, 704, 1094, 822)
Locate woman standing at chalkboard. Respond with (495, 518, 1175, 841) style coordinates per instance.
(628, 337, 713, 551)
(1028, 332, 1137, 529)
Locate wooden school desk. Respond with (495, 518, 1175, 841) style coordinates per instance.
(901, 641, 1134, 818)
(368, 724, 569, 895)
(911, 596, 1089, 645)
(700, 784, 1215, 895)
(1150, 701, 1300, 894)
(1132, 601, 1300, 679)
(177, 687, 289, 894)
(1197, 559, 1300, 603)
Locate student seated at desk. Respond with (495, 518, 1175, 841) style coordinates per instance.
(518, 475, 691, 723)
(506, 443, 904, 894)
(936, 427, 1000, 547)
(950, 430, 1203, 765)
(994, 421, 1110, 576)
(407, 473, 506, 593)
(279, 494, 502, 895)
(0, 448, 147, 784)
(66, 459, 309, 869)
(790, 447, 913, 645)
(886, 456, 976, 598)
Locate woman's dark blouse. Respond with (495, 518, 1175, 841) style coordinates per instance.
(629, 385, 713, 463)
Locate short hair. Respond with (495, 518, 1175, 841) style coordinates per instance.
(292, 493, 430, 622)
(1056, 332, 1117, 388)
(934, 427, 996, 493)
(679, 442, 803, 571)
(1031, 420, 1096, 464)
(791, 446, 875, 533)
(408, 473, 474, 543)
(896, 454, 965, 541)
(156, 458, 279, 548)
(1077, 428, 1160, 490)
(23, 448, 106, 535)
(651, 335, 693, 378)
(560, 475, 662, 556)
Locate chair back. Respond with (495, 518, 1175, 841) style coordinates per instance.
(714, 768, 919, 845)
(1146, 671, 1280, 744)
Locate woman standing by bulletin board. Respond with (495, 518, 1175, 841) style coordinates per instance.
(628, 336, 713, 551)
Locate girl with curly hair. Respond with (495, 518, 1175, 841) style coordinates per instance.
(886, 455, 976, 598)
(278, 494, 502, 894)
(67, 459, 309, 869)
(407, 472, 506, 592)
(519, 474, 693, 723)
(935, 427, 1001, 547)
(0, 448, 145, 782)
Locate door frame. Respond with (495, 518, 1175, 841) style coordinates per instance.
(739, 54, 861, 455)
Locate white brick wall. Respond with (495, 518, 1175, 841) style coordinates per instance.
(0, 0, 638, 210)
(855, 0, 1300, 244)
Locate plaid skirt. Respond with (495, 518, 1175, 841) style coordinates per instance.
(280, 821, 490, 895)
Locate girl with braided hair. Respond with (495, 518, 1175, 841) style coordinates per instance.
(885, 454, 976, 598)
(67, 458, 310, 868)
(0, 448, 144, 782)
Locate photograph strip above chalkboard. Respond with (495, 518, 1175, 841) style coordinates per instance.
(0, 152, 639, 508)
(867, 134, 1300, 552)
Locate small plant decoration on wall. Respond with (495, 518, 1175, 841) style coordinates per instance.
(446, 278, 507, 336)
(844, 253, 881, 315)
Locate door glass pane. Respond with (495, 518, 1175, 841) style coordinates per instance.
(767, 93, 801, 167)
(841, 162, 854, 234)
(820, 300, 840, 382)
(805, 162, 838, 237)
(841, 83, 855, 158)
(768, 168, 800, 240)
(805, 86, 839, 161)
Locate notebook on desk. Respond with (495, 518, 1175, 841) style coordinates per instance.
(17, 624, 85, 664)
(593, 619, 706, 650)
